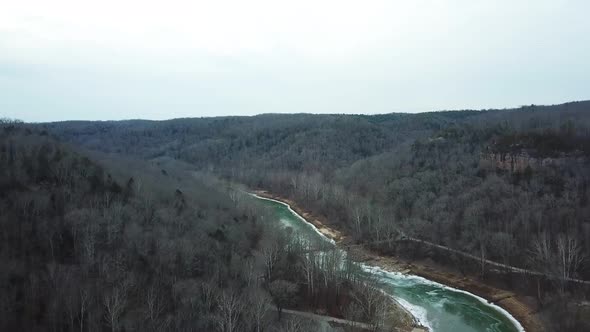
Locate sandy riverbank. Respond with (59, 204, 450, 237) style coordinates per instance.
(253, 190, 544, 332)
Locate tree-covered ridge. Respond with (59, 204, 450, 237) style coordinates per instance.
(0, 125, 270, 331)
(489, 128, 590, 157)
(40, 100, 590, 330)
(0, 124, 400, 331)
(44, 101, 590, 168)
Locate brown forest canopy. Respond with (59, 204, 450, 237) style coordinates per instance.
(0, 123, 394, 331)
(30, 100, 590, 331)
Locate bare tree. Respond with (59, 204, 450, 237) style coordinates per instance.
(298, 251, 317, 296)
(103, 285, 127, 332)
(215, 288, 244, 332)
(308, 173, 323, 201)
(350, 282, 389, 330)
(64, 284, 80, 332)
(289, 174, 298, 195)
(200, 280, 218, 313)
(260, 235, 280, 281)
(82, 222, 98, 273)
(145, 282, 166, 329)
(242, 256, 257, 288)
(490, 232, 516, 265)
(351, 203, 365, 236)
(269, 280, 298, 321)
(556, 234, 585, 291)
(246, 289, 271, 332)
(104, 202, 124, 245)
(278, 316, 313, 332)
(343, 301, 364, 329)
(228, 189, 242, 207)
(531, 233, 586, 295)
(79, 288, 90, 332)
(465, 202, 488, 277)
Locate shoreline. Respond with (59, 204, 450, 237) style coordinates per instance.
(251, 192, 425, 331)
(253, 190, 544, 332)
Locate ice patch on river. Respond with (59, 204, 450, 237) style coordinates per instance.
(361, 264, 526, 332)
(361, 264, 433, 330)
(395, 297, 433, 331)
(250, 194, 336, 245)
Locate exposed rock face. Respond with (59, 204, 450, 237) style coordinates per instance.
(480, 151, 585, 172)
(479, 152, 534, 172)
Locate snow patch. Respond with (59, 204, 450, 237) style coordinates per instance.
(360, 264, 526, 332)
(396, 297, 433, 331)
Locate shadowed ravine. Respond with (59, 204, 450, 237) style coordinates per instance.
(254, 194, 525, 332)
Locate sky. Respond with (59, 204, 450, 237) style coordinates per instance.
(1, 0, 589, 122)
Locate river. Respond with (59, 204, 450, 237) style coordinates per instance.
(254, 194, 525, 332)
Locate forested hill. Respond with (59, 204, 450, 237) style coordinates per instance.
(41, 110, 487, 172)
(40, 100, 590, 330)
(0, 124, 287, 331)
(1, 122, 408, 331)
(43, 101, 590, 172)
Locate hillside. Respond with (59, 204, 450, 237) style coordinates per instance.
(0, 123, 277, 331)
(40, 100, 590, 331)
(1, 121, 407, 331)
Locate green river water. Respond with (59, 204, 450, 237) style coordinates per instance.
(255, 195, 524, 332)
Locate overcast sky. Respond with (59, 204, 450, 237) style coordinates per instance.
(1, 0, 589, 122)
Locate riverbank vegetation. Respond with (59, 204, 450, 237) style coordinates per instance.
(40, 101, 590, 331)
